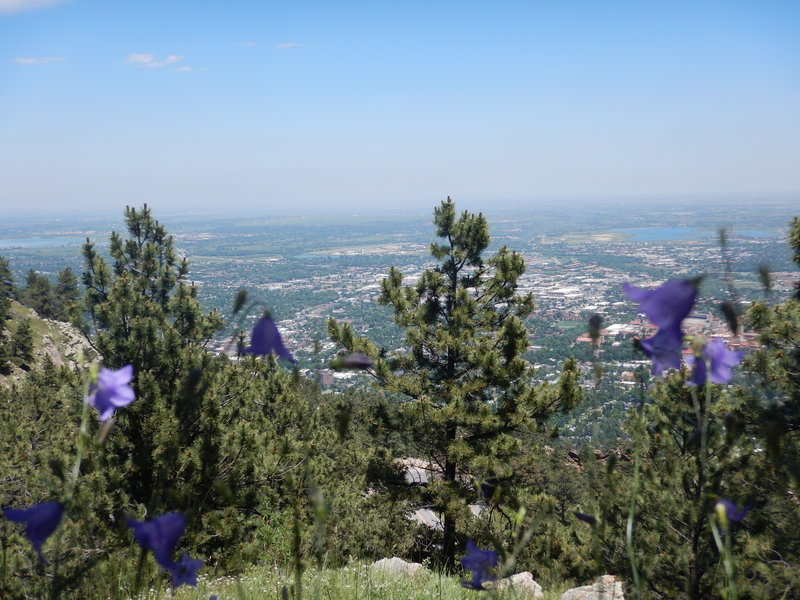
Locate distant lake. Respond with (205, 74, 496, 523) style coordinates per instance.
(0, 237, 86, 249)
(613, 227, 773, 241)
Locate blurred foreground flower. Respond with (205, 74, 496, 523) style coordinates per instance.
(243, 314, 295, 363)
(716, 498, 751, 524)
(170, 551, 204, 587)
(623, 279, 697, 329)
(624, 279, 697, 375)
(2, 501, 64, 563)
(637, 326, 685, 375)
(127, 512, 203, 588)
(127, 512, 185, 569)
(87, 364, 135, 421)
(687, 339, 744, 386)
(460, 539, 498, 590)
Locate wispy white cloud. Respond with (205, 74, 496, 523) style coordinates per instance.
(124, 53, 184, 68)
(13, 56, 64, 65)
(275, 42, 303, 49)
(0, 0, 69, 14)
(175, 66, 206, 72)
(236, 42, 257, 47)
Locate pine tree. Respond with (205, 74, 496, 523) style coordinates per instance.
(329, 198, 581, 568)
(82, 205, 225, 507)
(12, 319, 35, 367)
(0, 256, 15, 327)
(0, 332, 10, 374)
(21, 270, 55, 318)
(746, 216, 800, 483)
(53, 266, 82, 326)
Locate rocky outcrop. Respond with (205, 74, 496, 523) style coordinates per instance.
(487, 572, 544, 598)
(561, 575, 625, 600)
(1, 302, 97, 385)
(369, 557, 428, 577)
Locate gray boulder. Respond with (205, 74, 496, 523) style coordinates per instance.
(369, 557, 427, 577)
(561, 575, 624, 600)
(488, 572, 544, 598)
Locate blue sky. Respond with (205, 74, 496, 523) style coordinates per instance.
(1, 0, 799, 216)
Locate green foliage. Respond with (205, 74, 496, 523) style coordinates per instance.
(329, 198, 582, 569)
(20, 269, 56, 318)
(0, 332, 10, 374)
(745, 217, 800, 486)
(11, 318, 35, 367)
(53, 266, 83, 326)
(0, 255, 14, 327)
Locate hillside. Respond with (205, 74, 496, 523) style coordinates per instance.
(0, 301, 96, 383)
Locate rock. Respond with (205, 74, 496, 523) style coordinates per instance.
(488, 572, 543, 598)
(370, 557, 427, 577)
(561, 575, 624, 600)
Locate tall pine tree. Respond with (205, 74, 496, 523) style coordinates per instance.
(329, 198, 581, 568)
(82, 205, 224, 507)
(53, 266, 82, 326)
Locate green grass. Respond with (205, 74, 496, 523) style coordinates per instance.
(138, 564, 565, 600)
(554, 320, 582, 331)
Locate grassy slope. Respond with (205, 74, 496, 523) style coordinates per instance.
(156, 564, 567, 600)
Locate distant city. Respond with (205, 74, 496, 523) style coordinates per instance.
(1, 196, 798, 438)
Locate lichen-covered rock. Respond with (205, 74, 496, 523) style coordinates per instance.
(369, 557, 427, 576)
(488, 572, 544, 598)
(561, 575, 624, 600)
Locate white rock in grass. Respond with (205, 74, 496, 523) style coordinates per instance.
(370, 557, 427, 576)
(487, 572, 544, 598)
(561, 575, 625, 600)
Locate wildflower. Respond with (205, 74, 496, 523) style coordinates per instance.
(87, 364, 135, 421)
(687, 339, 744, 385)
(637, 325, 685, 375)
(3, 501, 64, 563)
(716, 498, 751, 523)
(460, 539, 498, 590)
(127, 512, 185, 569)
(243, 314, 295, 363)
(169, 551, 203, 587)
(624, 279, 697, 375)
(623, 279, 697, 329)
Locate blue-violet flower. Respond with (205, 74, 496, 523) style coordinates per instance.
(3, 501, 64, 563)
(716, 498, 751, 523)
(127, 512, 185, 569)
(460, 539, 498, 590)
(623, 279, 697, 329)
(243, 315, 295, 363)
(87, 364, 135, 421)
(687, 339, 744, 385)
(169, 551, 204, 588)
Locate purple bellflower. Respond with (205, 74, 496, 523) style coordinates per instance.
(87, 365, 135, 421)
(624, 280, 698, 375)
(3, 501, 64, 563)
(460, 539, 498, 590)
(638, 326, 685, 375)
(687, 339, 744, 386)
(623, 279, 697, 329)
(243, 315, 295, 363)
(169, 551, 204, 588)
(704, 339, 744, 384)
(127, 512, 186, 569)
(717, 498, 751, 523)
